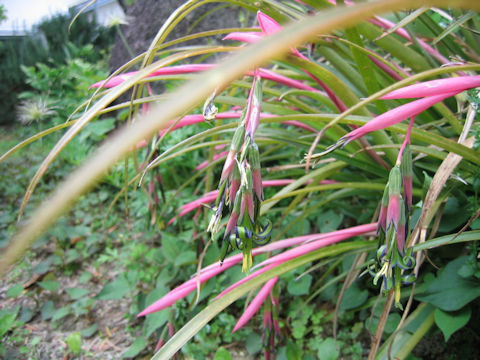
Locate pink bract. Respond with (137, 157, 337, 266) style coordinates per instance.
(344, 92, 458, 143)
(91, 63, 320, 92)
(380, 76, 480, 99)
(223, 32, 263, 43)
(232, 277, 279, 332)
(257, 11, 282, 35)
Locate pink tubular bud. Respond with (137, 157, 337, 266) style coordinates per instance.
(243, 190, 255, 223)
(252, 169, 264, 202)
(168, 322, 175, 337)
(226, 210, 240, 237)
(229, 178, 241, 208)
(377, 186, 389, 234)
(246, 76, 262, 137)
(387, 166, 402, 228)
(264, 350, 271, 360)
(387, 194, 401, 230)
(220, 151, 237, 182)
(148, 180, 155, 195)
(154, 338, 164, 352)
(263, 310, 272, 331)
(273, 319, 281, 337)
(396, 199, 406, 252)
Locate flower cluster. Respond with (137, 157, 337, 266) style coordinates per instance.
(207, 75, 272, 273)
(315, 75, 480, 307)
(369, 158, 416, 309)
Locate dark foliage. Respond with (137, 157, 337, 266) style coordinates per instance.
(0, 11, 115, 125)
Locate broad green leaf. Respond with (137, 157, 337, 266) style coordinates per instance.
(41, 301, 55, 320)
(66, 332, 82, 355)
(122, 336, 148, 358)
(66, 287, 90, 300)
(81, 324, 98, 338)
(384, 313, 402, 334)
(38, 280, 60, 292)
(96, 274, 131, 300)
(214, 347, 232, 360)
(286, 340, 302, 360)
(161, 232, 183, 260)
(6, 284, 23, 298)
(145, 286, 169, 308)
(437, 198, 471, 232)
(79, 118, 116, 142)
(174, 250, 196, 266)
(471, 218, 480, 230)
(52, 307, 70, 322)
(317, 210, 343, 233)
(434, 307, 471, 342)
(315, 338, 338, 360)
(19, 306, 35, 324)
(339, 281, 368, 311)
(416, 256, 480, 311)
(32, 259, 52, 275)
(145, 312, 169, 338)
(287, 274, 312, 296)
(246, 332, 262, 355)
(0, 308, 19, 338)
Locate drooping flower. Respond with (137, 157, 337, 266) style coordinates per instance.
(220, 125, 245, 182)
(248, 142, 263, 202)
(245, 75, 262, 137)
(386, 166, 402, 232)
(370, 164, 416, 309)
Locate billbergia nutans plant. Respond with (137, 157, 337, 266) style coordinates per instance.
(1, 1, 480, 359)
